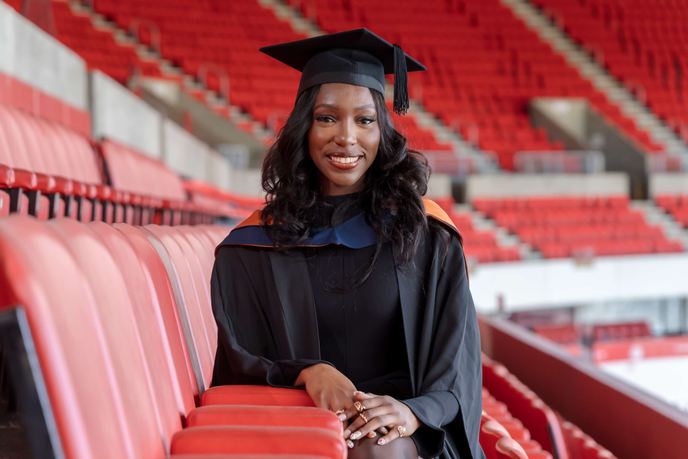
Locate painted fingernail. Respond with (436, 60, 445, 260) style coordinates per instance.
(343, 430, 351, 438)
(354, 390, 363, 395)
(350, 432, 362, 440)
(379, 427, 388, 434)
(338, 414, 347, 421)
(378, 438, 386, 445)
(367, 431, 377, 438)
(347, 440, 354, 449)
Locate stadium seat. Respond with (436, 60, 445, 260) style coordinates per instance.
(474, 195, 684, 258)
(0, 215, 346, 458)
(482, 355, 569, 459)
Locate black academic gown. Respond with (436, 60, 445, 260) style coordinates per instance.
(210, 205, 485, 459)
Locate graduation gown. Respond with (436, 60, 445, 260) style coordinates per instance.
(210, 199, 485, 459)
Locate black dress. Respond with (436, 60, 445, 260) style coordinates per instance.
(210, 194, 485, 459)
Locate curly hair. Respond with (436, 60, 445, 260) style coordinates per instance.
(261, 85, 448, 287)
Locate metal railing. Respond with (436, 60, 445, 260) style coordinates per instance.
(514, 151, 606, 174)
(197, 63, 230, 102)
(646, 154, 688, 173)
(129, 18, 161, 54)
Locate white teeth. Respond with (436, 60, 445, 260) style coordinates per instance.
(330, 156, 360, 164)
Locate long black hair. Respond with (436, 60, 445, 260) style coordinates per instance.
(261, 84, 447, 288)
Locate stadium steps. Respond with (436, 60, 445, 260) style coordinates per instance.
(274, 0, 501, 173)
(502, 0, 688, 156)
(632, 200, 688, 250)
(256, 0, 321, 38)
(58, 0, 274, 143)
(455, 203, 541, 261)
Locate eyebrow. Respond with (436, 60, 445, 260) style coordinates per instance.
(313, 103, 375, 110)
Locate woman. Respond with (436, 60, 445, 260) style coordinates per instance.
(211, 29, 484, 459)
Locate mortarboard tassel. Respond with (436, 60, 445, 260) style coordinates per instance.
(392, 44, 409, 115)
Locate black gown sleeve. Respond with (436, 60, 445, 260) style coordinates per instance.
(401, 232, 483, 459)
(210, 246, 332, 388)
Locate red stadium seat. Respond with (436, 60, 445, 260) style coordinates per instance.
(0, 215, 346, 458)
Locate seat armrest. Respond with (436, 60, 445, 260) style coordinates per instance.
(12, 169, 38, 190)
(52, 177, 74, 195)
(201, 385, 315, 407)
(170, 426, 345, 459)
(186, 405, 341, 435)
(0, 165, 14, 187)
(96, 184, 111, 201)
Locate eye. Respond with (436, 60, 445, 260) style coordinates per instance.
(358, 117, 376, 125)
(315, 115, 335, 123)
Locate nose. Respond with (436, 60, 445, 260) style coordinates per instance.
(334, 118, 356, 147)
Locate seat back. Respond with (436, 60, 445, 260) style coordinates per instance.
(100, 140, 186, 201)
(47, 218, 166, 458)
(114, 223, 199, 410)
(141, 225, 216, 394)
(89, 221, 184, 440)
(0, 215, 131, 459)
(496, 437, 530, 459)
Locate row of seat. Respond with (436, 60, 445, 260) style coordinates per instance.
(0, 215, 347, 458)
(530, 0, 688, 133)
(434, 198, 523, 264)
(531, 321, 652, 346)
(482, 354, 618, 459)
(470, 195, 685, 258)
(655, 193, 688, 228)
(0, 78, 255, 225)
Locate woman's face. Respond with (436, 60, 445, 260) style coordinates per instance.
(308, 83, 380, 196)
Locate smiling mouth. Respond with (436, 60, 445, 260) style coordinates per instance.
(327, 155, 363, 164)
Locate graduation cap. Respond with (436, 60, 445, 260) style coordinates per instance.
(259, 28, 426, 115)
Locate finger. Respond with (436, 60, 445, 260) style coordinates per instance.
(345, 405, 394, 438)
(341, 394, 388, 422)
(355, 391, 378, 400)
(377, 425, 401, 446)
(350, 414, 397, 441)
(378, 426, 389, 435)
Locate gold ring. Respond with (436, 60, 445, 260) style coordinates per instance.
(397, 425, 406, 438)
(354, 401, 365, 413)
(359, 411, 369, 424)
(335, 410, 345, 415)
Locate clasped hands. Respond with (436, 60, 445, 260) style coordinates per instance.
(295, 363, 421, 449)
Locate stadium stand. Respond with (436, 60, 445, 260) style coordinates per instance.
(530, 0, 688, 136)
(656, 193, 688, 227)
(293, 0, 664, 169)
(434, 196, 523, 263)
(473, 195, 684, 258)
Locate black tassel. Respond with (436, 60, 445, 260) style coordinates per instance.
(393, 44, 409, 115)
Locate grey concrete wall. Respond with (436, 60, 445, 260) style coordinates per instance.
(207, 149, 233, 191)
(163, 119, 210, 181)
(90, 70, 163, 158)
(0, 2, 87, 109)
(466, 173, 629, 199)
(649, 174, 688, 196)
(230, 168, 263, 197)
(427, 173, 452, 197)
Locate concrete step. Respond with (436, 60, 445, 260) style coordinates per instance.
(631, 201, 688, 249)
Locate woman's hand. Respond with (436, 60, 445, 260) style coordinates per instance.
(341, 391, 422, 446)
(295, 364, 358, 413)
